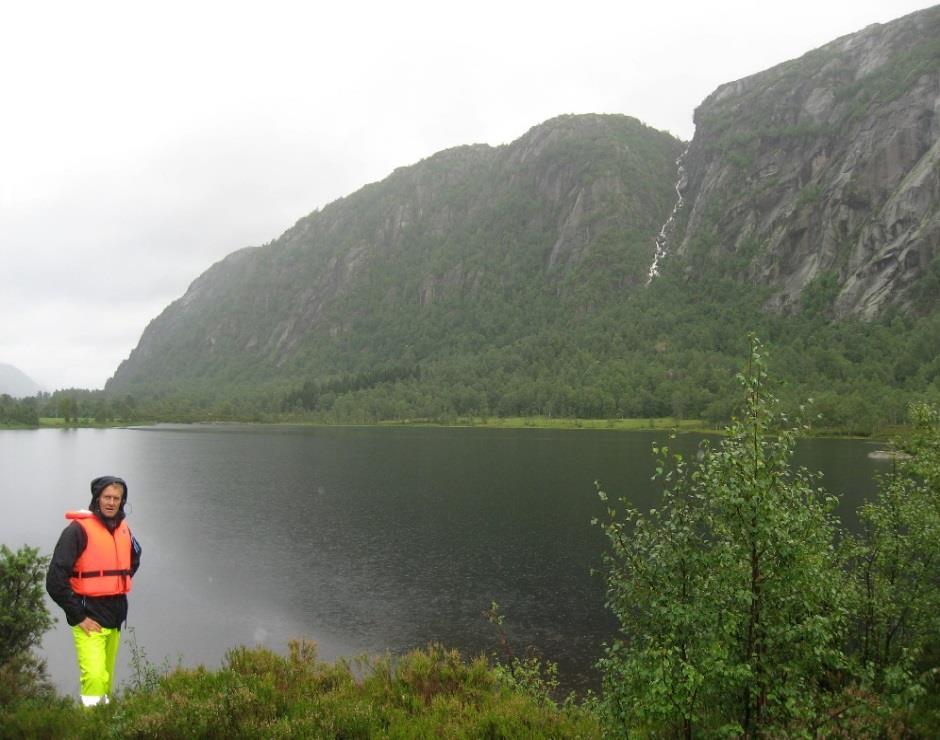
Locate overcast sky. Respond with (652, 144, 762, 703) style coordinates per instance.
(1, 0, 932, 392)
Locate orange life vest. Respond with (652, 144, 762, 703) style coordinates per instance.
(66, 510, 133, 597)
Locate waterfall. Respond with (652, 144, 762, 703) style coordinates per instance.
(646, 146, 689, 284)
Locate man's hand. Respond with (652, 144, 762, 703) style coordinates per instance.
(78, 617, 102, 634)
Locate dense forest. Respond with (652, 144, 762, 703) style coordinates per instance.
(4, 280, 939, 434)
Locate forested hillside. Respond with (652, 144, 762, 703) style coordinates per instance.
(99, 6, 940, 430)
(107, 114, 686, 401)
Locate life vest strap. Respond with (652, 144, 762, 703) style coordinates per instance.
(71, 569, 132, 578)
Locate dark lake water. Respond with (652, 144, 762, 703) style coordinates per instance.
(0, 424, 889, 696)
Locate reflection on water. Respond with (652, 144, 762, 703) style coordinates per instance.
(0, 425, 885, 694)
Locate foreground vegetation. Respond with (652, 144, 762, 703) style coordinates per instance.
(1, 641, 600, 739)
(597, 338, 940, 736)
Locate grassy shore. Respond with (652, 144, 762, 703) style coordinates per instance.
(21, 415, 712, 432)
(36, 417, 114, 428)
(13, 415, 897, 439)
(377, 415, 715, 433)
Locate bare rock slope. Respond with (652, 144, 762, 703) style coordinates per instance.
(672, 6, 940, 317)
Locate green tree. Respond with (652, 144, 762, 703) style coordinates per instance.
(598, 337, 849, 736)
(0, 545, 55, 704)
(57, 396, 75, 423)
(852, 401, 940, 723)
(92, 399, 112, 424)
(0, 396, 39, 427)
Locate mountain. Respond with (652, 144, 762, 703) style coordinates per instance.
(107, 6, 940, 426)
(669, 5, 940, 318)
(0, 364, 44, 398)
(108, 114, 684, 395)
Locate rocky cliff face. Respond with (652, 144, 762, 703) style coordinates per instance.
(108, 115, 682, 392)
(671, 6, 940, 317)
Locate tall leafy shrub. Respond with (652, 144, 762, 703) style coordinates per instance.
(0, 545, 54, 704)
(598, 337, 850, 736)
(852, 401, 940, 727)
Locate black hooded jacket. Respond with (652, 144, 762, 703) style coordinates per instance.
(46, 478, 142, 628)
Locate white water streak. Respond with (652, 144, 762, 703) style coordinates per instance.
(646, 147, 689, 284)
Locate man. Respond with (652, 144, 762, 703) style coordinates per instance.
(46, 476, 141, 707)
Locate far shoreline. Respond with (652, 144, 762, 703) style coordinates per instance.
(10, 415, 899, 441)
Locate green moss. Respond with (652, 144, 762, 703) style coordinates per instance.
(796, 183, 823, 208)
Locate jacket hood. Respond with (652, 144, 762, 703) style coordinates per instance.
(89, 475, 128, 528)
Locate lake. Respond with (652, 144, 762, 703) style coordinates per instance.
(0, 424, 889, 696)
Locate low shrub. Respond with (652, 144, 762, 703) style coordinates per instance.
(0, 641, 601, 738)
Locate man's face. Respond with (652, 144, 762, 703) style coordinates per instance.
(98, 484, 124, 518)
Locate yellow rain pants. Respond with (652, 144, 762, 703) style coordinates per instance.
(71, 625, 121, 706)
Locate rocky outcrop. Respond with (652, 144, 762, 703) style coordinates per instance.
(671, 6, 940, 317)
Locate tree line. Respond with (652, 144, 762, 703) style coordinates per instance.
(3, 275, 938, 432)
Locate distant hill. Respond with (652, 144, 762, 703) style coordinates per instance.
(107, 6, 940, 427)
(0, 364, 44, 398)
